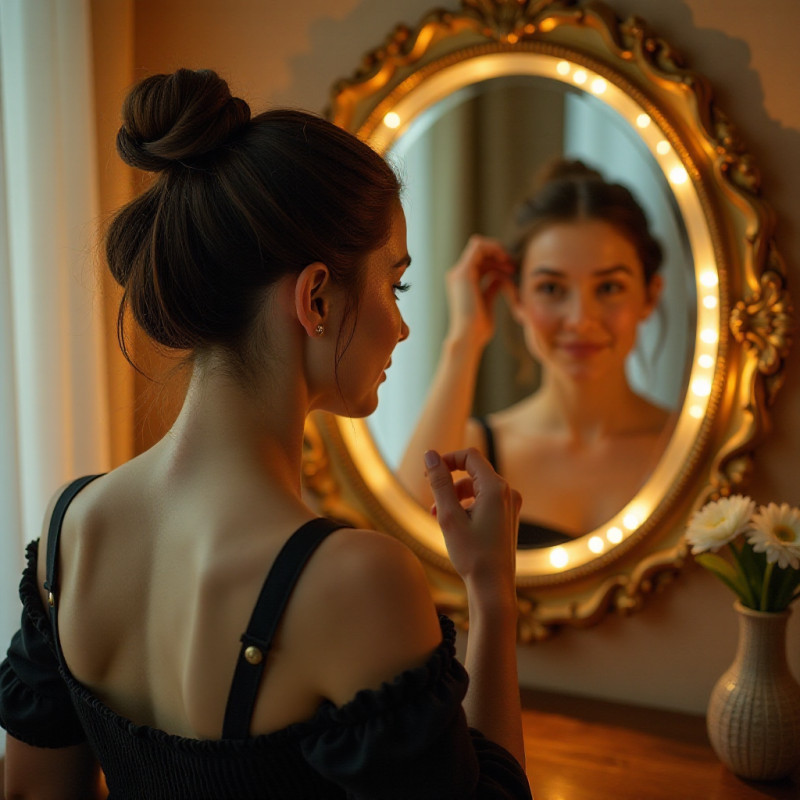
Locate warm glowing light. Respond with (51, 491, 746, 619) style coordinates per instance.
(670, 166, 689, 184)
(588, 536, 604, 554)
(573, 69, 588, 85)
(550, 547, 569, 568)
(556, 60, 571, 76)
(383, 112, 401, 129)
(623, 511, 642, 531)
(689, 405, 705, 419)
(691, 378, 712, 397)
(656, 140, 670, 155)
(700, 270, 719, 287)
(607, 527, 623, 544)
(700, 328, 719, 344)
(636, 114, 651, 128)
(590, 78, 607, 94)
(703, 295, 718, 309)
(698, 353, 714, 369)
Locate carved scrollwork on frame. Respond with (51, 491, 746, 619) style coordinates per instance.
(304, 0, 794, 639)
(731, 268, 794, 390)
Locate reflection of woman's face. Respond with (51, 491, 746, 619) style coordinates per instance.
(513, 220, 661, 382)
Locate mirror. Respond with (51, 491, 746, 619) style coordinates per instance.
(366, 73, 695, 545)
(303, 0, 792, 639)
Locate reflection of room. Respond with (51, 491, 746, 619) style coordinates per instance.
(1, 0, 798, 795)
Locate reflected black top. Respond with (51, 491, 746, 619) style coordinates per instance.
(475, 417, 575, 549)
(0, 476, 531, 799)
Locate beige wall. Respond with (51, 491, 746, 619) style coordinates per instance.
(94, 0, 800, 714)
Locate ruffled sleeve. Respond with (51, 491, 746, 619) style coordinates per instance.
(300, 615, 532, 799)
(0, 540, 86, 748)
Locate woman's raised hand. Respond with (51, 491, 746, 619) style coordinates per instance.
(424, 448, 521, 603)
(445, 236, 515, 349)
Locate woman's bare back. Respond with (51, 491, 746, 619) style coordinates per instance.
(38, 447, 440, 741)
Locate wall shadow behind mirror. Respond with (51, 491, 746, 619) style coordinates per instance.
(366, 74, 696, 546)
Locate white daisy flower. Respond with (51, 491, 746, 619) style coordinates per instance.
(685, 495, 756, 554)
(747, 503, 800, 570)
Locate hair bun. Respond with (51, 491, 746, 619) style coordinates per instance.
(535, 157, 603, 188)
(116, 68, 250, 171)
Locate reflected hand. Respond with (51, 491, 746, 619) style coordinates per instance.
(425, 448, 521, 601)
(446, 235, 515, 349)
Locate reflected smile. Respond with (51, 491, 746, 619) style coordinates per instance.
(558, 341, 608, 358)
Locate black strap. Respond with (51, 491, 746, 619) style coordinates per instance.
(475, 416, 498, 471)
(44, 475, 104, 660)
(222, 517, 348, 740)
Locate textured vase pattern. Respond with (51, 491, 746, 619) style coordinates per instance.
(707, 602, 800, 781)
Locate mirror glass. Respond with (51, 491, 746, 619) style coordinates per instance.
(366, 73, 696, 546)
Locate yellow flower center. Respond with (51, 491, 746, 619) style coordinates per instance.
(774, 524, 796, 543)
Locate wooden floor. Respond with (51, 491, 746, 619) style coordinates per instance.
(521, 688, 800, 799)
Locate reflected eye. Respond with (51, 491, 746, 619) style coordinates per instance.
(597, 280, 626, 296)
(392, 281, 411, 298)
(534, 281, 566, 299)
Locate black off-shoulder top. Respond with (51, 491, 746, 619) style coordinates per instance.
(475, 417, 575, 549)
(0, 477, 531, 799)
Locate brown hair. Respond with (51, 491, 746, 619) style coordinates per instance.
(507, 158, 663, 283)
(106, 68, 401, 372)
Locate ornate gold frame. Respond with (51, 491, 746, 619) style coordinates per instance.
(303, 0, 793, 640)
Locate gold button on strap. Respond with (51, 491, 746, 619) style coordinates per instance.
(48, 591, 55, 607)
(244, 645, 263, 665)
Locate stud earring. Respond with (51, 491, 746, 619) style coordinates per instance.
(315, 324, 324, 336)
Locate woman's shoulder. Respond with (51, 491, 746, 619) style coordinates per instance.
(34, 473, 109, 610)
(291, 527, 444, 706)
(484, 394, 550, 437)
(300, 527, 438, 626)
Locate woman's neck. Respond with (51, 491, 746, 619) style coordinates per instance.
(161, 353, 309, 499)
(534, 369, 646, 442)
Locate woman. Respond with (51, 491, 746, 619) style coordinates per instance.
(398, 161, 671, 547)
(0, 69, 530, 798)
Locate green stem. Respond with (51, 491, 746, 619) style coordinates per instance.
(760, 561, 775, 611)
(728, 543, 758, 608)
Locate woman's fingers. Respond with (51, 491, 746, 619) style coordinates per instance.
(424, 450, 468, 528)
(457, 238, 514, 287)
(446, 236, 516, 348)
(430, 449, 512, 524)
(440, 448, 505, 497)
(426, 448, 520, 587)
(451, 476, 476, 503)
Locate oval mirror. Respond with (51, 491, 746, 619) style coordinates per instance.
(303, 0, 792, 639)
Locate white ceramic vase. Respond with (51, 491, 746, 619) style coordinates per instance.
(707, 601, 800, 781)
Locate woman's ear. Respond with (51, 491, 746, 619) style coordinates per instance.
(642, 273, 664, 319)
(294, 262, 331, 336)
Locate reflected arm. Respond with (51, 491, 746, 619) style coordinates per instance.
(397, 236, 512, 505)
(396, 335, 485, 507)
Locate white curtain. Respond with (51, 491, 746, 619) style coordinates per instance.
(0, 0, 109, 756)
